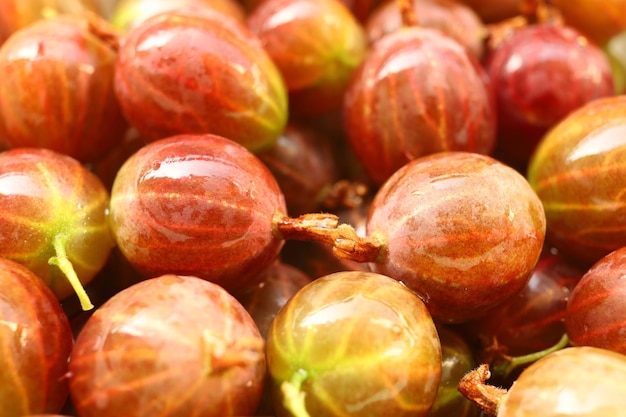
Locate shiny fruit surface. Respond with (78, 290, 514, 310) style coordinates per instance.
(266, 270, 442, 417)
(497, 346, 626, 416)
(0, 147, 114, 301)
(109, 134, 287, 293)
(364, 0, 486, 59)
(527, 95, 626, 268)
(248, 0, 368, 115)
(367, 152, 546, 323)
(0, 14, 128, 163)
(487, 23, 615, 168)
(566, 246, 626, 354)
(343, 27, 496, 186)
(69, 274, 266, 417)
(464, 249, 584, 356)
(110, 0, 246, 31)
(114, 8, 288, 151)
(0, 257, 73, 417)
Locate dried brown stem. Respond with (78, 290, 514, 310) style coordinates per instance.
(458, 364, 507, 417)
(397, 0, 418, 28)
(274, 213, 384, 263)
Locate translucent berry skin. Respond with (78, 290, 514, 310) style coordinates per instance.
(343, 27, 496, 186)
(527, 96, 626, 268)
(0, 15, 128, 163)
(68, 274, 266, 417)
(248, 0, 368, 115)
(497, 346, 626, 416)
(0, 147, 115, 300)
(0, 257, 74, 416)
(566, 246, 626, 354)
(266, 271, 442, 417)
(367, 152, 546, 323)
(114, 8, 288, 151)
(110, 0, 247, 32)
(109, 134, 287, 294)
(486, 24, 615, 168)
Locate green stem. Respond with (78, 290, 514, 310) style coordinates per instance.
(49, 233, 94, 311)
(492, 334, 570, 380)
(281, 369, 311, 417)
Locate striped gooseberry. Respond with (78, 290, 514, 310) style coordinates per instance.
(342, 17, 496, 186)
(460, 346, 626, 416)
(113, 7, 288, 152)
(0, 257, 74, 416)
(565, 246, 626, 354)
(527, 95, 626, 268)
(0, 13, 128, 163)
(68, 274, 266, 417)
(0, 147, 115, 310)
(362, 151, 546, 323)
(486, 21, 615, 168)
(108, 133, 288, 294)
(266, 270, 442, 417)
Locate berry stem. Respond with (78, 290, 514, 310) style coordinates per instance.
(397, 0, 418, 28)
(490, 333, 570, 380)
(457, 364, 506, 417)
(274, 213, 385, 263)
(281, 369, 311, 417)
(49, 233, 94, 311)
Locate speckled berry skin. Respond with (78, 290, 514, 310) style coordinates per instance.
(367, 152, 546, 323)
(109, 133, 287, 293)
(113, 8, 288, 151)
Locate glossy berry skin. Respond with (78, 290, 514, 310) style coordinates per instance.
(109, 134, 287, 294)
(464, 249, 584, 356)
(486, 23, 615, 168)
(69, 274, 266, 417)
(0, 147, 115, 300)
(114, 8, 288, 152)
(0, 14, 128, 163)
(430, 326, 480, 417)
(256, 123, 339, 216)
(343, 27, 496, 186)
(110, 0, 246, 32)
(497, 346, 626, 416)
(367, 152, 546, 323)
(527, 95, 626, 268)
(248, 0, 368, 115)
(0, 257, 74, 417)
(266, 271, 442, 417)
(566, 246, 626, 354)
(364, 0, 486, 59)
(235, 261, 312, 339)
